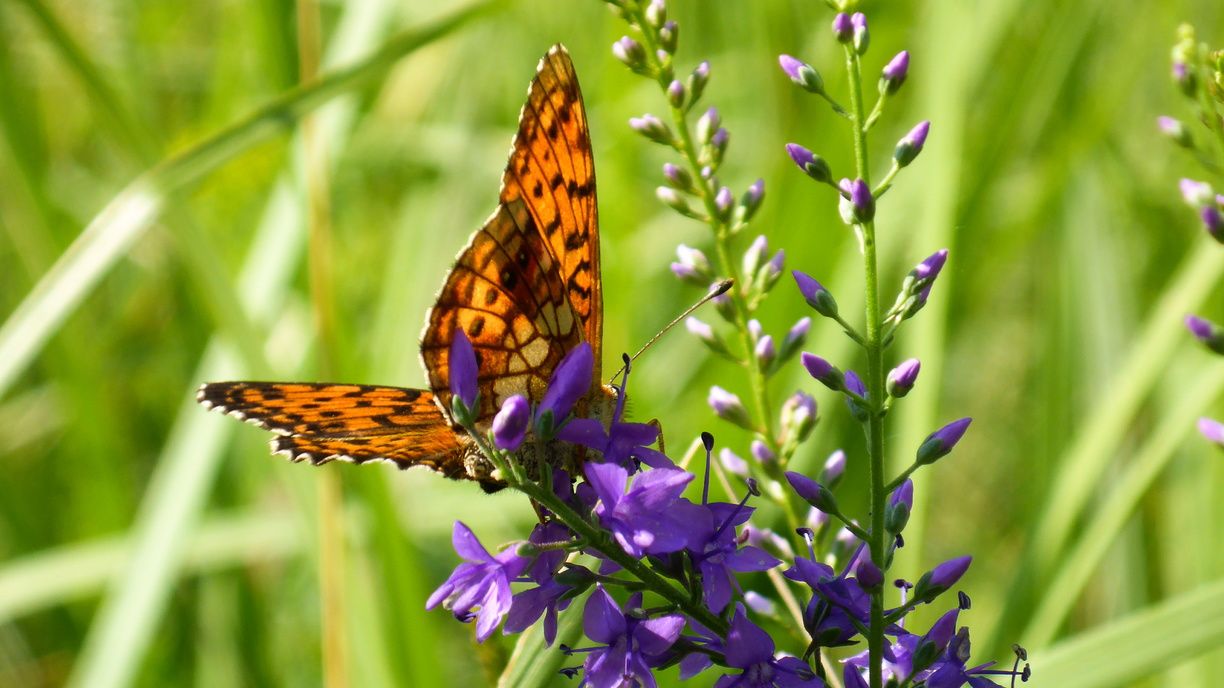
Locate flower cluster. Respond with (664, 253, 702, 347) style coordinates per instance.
(425, 3, 1031, 688)
(1161, 25, 1224, 449)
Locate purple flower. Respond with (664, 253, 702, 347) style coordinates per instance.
(449, 329, 479, 414)
(612, 36, 646, 70)
(844, 370, 866, 397)
(687, 503, 781, 612)
(786, 144, 833, 184)
(923, 627, 1012, 688)
(714, 606, 824, 687)
(887, 479, 914, 534)
(779, 54, 825, 94)
(793, 271, 839, 317)
(886, 358, 921, 397)
(844, 609, 961, 685)
(916, 417, 972, 465)
(426, 521, 528, 642)
(845, 178, 875, 223)
(894, 120, 930, 167)
(561, 360, 670, 470)
(581, 588, 685, 688)
(880, 50, 909, 93)
(584, 462, 697, 557)
(831, 13, 853, 43)
(537, 343, 593, 429)
(855, 554, 883, 591)
(662, 162, 692, 190)
(492, 394, 530, 451)
(890, 479, 914, 510)
(785, 472, 837, 513)
(916, 556, 973, 601)
(505, 522, 575, 645)
(1199, 417, 1224, 447)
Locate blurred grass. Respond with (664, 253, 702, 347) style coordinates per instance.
(1, 1, 1224, 686)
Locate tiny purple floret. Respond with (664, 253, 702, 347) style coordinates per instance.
(492, 395, 530, 451)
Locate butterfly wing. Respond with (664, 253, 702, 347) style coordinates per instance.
(421, 44, 600, 422)
(198, 382, 466, 474)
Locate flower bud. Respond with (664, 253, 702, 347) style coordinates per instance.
(656, 186, 694, 216)
(666, 79, 686, 108)
(706, 128, 729, 168)
(713, 185, 734, 223)
(742, 235, 768, 278)
(886, 479, 913, 533)
(662, 162, 693, 191)
(1157, 116, 1192, 147)
(696, 107, 721, 144)
(644, 0, 666, 28)
(492, 394, 530, 451)
(894, 120, 930, 167)
(879, 50, 909, 94)
(1203, 205, 1224, 243)
(915, 556, 972, 601)
(738, 178, 765, 223)
(671, 244, 713, 285)
(851, 12, 869, 55)
(786, 143, 833, 184)
(612, 36, 647, 72)
(778, 54, 825, 94)
(801, 352, 844, 391)
(747, 318, 763, 341)
(685, 316, 733, 359)
(780, 391, 818, 444)
(708, 386, 755, 430)
(719, 447, 749, 477)
(916, 417, 972, 465)
(786, 472, 838, 513)
(658, 20, 679, 55)
(886, 358, 921, 397)
(818, 449, 846, 487)
(1199, 417, 1224, 448)
(856, 556, 884, 591)
(1180, 178, 1214, 207)
(806, 506, 829, 530)
(778, 317, 810, 362)
(687, 61, 710, 104)
(630, 114, 673, 145)
(448, 329, 479, 424)
(712, 291, 736, 322)
(831, 12, 853, 43)
(744, 591, 775, 616)
(750, 439, 776, 464)
(758, 250, 785, 294)
(846, 178, 875, 223)
(843, 370, 869, 421)
(754, 335, 776, 372)
(1186, 315, 1224, 354)
(793, 270, 840, 318)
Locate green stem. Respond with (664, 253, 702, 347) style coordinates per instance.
(845, 44, 887, 688)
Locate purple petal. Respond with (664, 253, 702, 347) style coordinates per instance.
(584, 461, 628, 511)
(727, 545, 782, 572)
(557, 417, 608, 448)
(539, 343, 593, 421)
(448, 330, 479, 407)
(635, 614, 686, 655)
(451, 521, 493, 563)
(582, 586, 626, 644)
(723, 606, 775, 668)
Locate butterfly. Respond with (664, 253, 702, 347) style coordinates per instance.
(197, 45, 611, 490)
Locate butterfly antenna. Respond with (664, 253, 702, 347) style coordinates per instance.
(609, 279, 734, 383)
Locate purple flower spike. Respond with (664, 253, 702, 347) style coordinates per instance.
(786, 143, 833, 184)
(1186, 314, 1224, 354)
(449, 329, 479, 418)
(492, 395, 530, 451)
(880, 50, 909, 94)
(582, 588, 684, 688)
(718, 606, 824, 687)
(779, 54, 825, 94)
(537, 343, 592, 429)
(1200, 418, 1224, 447)
(916, 417, 972, 465)
(793, 270, 840, 317)
(887, 357, 922, 397)
(894, 120, 931, 167)
(801, 352, 843, 392)
(426, 521, 528, 642)
(832, 12, 853, 43)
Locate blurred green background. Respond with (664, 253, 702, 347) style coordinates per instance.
(2, 0, 1223, 686)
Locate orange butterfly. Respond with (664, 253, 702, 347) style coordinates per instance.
(198, 45, 610, 489)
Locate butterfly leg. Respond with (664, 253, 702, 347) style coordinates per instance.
(648, 418, 665, 455)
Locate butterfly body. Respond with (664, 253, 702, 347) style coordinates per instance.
(198, 45, 607, 486)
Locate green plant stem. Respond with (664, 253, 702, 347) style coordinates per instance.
(845, 44, 887, 688)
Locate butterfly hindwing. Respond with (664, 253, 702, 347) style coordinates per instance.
(197, 382, 464, 470)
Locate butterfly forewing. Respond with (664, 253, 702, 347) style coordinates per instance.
(422, 44, 602, 423)
(200, 45, 604, 482)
